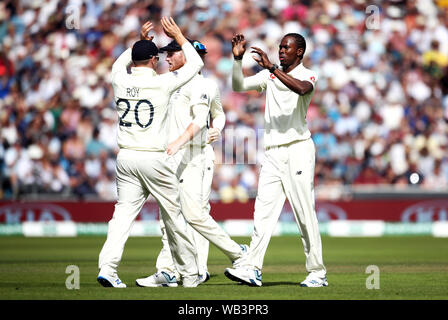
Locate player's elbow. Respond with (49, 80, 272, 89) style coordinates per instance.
(293, 82, 314, 96)
(295, 88, 307, 96)
(196, 58, 204, 70)
(189, 58, 204, 74)
(193, 120, 207, 130)
(185, 215, 208, 226)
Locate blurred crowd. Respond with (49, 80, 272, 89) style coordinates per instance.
(1, 0, 448, 202)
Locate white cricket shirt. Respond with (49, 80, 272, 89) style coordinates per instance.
(110, 42, 203, 152)
(168, 74, 222, 148)
(233, 61, 317, 148)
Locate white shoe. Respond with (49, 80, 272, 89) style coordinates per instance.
(182, 275, 201, 288)
(97, 271, 127, 288)
(136, 271, 178, 287)
(224, 267, 262, 287)
(300, 273, 328, 287)
(198, 272, 210, 284)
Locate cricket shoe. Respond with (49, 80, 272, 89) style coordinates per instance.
(198, 271, 210, 284)
(232, 244, 249, 268)
(135, 271, 178, 287)
(224, 267, 262, 287)
(97, 271, 127, 288)
(182, 275, 202, 288)
(300, 273, 328, 287)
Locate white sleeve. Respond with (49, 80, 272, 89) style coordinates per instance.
(111, 48, 132, 79)
(301, 69, 318, 89)
(232, 59, 268, 92)
(158, 42, 204, 93)
(189, 83, 210, 129)
(191, 104, 210, 129)
(210, 84, 225, 132)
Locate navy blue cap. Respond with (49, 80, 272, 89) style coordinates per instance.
(159, 39, 182, 52)
(131, 40, 159, 61)
(159, 39, 207, 54)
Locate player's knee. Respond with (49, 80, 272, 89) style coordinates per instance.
(185, 214, 208, 226)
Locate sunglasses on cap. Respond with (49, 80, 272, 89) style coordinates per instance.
(193, 41, 206, 51)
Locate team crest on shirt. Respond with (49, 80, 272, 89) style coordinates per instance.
(310, 76, 316, 82)
(200, 93, 208, 100)
(269, 73, 276, 80)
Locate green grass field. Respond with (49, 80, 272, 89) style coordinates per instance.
(0, 236, 447, 300)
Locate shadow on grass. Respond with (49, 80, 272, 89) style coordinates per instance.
(209, 281, 299, 287)
(262, 282, 300, 287)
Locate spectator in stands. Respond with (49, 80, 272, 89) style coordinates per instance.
(0, 0, 447, 201)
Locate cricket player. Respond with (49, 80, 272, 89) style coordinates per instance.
(224, 33, 327, 287)
(197, 97, 227, 280)
(97, 18, 204, 288)
(135, 39, 245, 288)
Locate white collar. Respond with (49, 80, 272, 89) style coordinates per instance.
(285, 62, 304, 74)
(130, 67, 157, 76)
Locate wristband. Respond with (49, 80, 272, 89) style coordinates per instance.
(269, 64, 278, 73)
(234, 55, 243, 60)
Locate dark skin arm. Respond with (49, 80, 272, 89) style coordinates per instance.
(250, 47, 313, 96)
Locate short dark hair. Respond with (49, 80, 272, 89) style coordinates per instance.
(133, 55, 159, 66)
(283, 33, 306, 59)
(133, 59, 151, 66)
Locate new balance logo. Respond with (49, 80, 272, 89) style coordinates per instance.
(161, 271, 176, 283)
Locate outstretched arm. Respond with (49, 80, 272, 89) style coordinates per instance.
(231, 34, 266, 92)
(166, 123, 200, 156)
(159, 17, 204, 93)
(166, 106, 209, 155)
(111, 21, 155, 76)
(161, 17, 188, 47)
(250, 46, 314, 95)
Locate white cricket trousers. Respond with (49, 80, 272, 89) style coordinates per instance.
(156, 146, 242, 277)
(98, 149, 199, 281)
(194, 145, 215, 274)
(244, 139, 326, 276)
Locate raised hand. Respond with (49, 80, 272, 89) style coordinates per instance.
(161, 17, 182, 39)
(140, 21, 154, 41)
(231, 34, 246, 58)
(250, 47, 273, 70)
